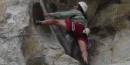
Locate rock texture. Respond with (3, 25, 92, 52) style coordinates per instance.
(109, 61, 130, 65)
(0, 0, 6, 23)
(0, 0, 80, 65)
(0, 0, 31, 65)
(0, 0, 130, 65)
(89, 0, 130, 65)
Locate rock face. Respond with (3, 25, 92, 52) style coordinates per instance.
(109, 61, 130, 65)
(0, 0, 130, 65)
(0, 0, 6, 23)
(0, 0, 80, 65)
(0, 0, 30, 65)
(89, 0, 130, 65)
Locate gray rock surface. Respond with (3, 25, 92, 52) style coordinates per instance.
(0, 0, 31, 65)
(0, 0, 6, 23)
(121, 0, 130, 3)
(89, 1, 130, 65)
(0, 0, 80, 65)
(0, 0, 130, 65)
(109, 61, 130, 65)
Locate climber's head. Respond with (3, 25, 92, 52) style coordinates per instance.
(77, 1, 88, 13)
(73, 1, 88, 19)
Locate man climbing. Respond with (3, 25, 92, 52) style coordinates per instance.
(34, 1, 90, 65)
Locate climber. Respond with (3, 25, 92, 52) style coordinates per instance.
(34, 1, 90, 65)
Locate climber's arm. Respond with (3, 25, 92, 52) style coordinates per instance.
(45, 10, 79, 18)
(78, 39, 88, 64)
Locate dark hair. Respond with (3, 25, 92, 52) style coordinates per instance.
(77, 4, 88, 20)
